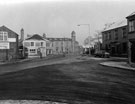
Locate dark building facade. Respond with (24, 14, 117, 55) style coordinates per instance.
(102, 20, 128, 57)
(126, 12, 135, 64)
(0, 26, 19, 61)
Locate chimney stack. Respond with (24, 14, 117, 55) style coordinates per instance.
(43, 33, 46, 39)
(20, 28, 24, 41)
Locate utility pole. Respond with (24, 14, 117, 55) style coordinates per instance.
(77, 24, 91, 56)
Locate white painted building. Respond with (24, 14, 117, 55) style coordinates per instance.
(23, 34, 49, 58)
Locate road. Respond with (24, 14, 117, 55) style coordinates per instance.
(0, 56, 84, 75)
(0, 56, 134, 104)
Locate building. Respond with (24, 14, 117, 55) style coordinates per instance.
(126, 12, 135, 65)
(102, 20, 128, 57)
(45, 31, 80, 55)
(0, 25, 19, 61)
(19, 29, 80, 57)
(22, 34, 50, 58)
(94, 41, 102, 53)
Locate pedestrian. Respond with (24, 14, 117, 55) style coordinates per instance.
(40, 51, 42, 59)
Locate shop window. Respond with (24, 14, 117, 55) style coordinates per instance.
(30, 49, 36, 53)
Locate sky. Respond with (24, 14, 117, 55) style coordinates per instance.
(0, 0, 135, 45)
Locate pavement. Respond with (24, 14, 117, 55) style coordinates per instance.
(100, 61, 135, 70)
(81, 55, 135, 70)
(0, 54, 65, 65)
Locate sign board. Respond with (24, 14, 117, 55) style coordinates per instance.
(8, 38, 16, 42)
(0, 42, 9, 49)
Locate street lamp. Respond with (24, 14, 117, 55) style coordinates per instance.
(77, 24, 91, 56)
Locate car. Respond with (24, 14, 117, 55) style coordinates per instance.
(94, 50, 110, 58)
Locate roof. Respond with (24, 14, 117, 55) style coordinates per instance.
(26, 34, 45, 40)
(103, 20, 127, 32)
(0, 25, 18, 36)
(46, 38, 72, 41)
(126, 12, 135, 18)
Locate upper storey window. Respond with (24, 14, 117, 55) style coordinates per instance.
(0, 31, 8, 41)
(129, 20, 135, 32)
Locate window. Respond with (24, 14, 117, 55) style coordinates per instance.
(122, 28, 127, 38)
(31, 42, 34, 46)
(122, 42, 127, 53)
(56, 47, 58, 52)
(129, 20, 135, 32)
(41, 42, 44, 46)
(61, 41, 63, 45)
(108, 32, 111, 40)
(46, 42, 50, 47)
(105, 33, 107, 41)
(30, 49, 36, 53)
(55, 41, 58, 46)
(66, 41, 68, 47)
(24, 42, 30, 47)
(61, 47, 63, 52)
(0, 31, 8, 41)
(115, 29, 118, 40)
(36, 42, 41, 47)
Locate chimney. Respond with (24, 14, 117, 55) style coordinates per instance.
(71, 31, 76, 41)
(27, 34, 32, 38)
(20, 28, 24, 41)
(43, 33, 46, 39)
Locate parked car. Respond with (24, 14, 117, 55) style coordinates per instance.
(94, 50, 110, 58)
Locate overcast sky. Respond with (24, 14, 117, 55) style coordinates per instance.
(0, 0, 135, 45)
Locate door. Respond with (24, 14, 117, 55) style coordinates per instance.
(131, 42, 135, 62)
(40, 47, 46, 57)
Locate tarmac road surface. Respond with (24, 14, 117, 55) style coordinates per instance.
(0, 56, 134, 104)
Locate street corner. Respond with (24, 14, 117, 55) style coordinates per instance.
(99, 61, 135, 70)
(79, 56, 109, 61)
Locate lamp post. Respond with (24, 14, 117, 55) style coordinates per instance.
(77, 24, 91, 56)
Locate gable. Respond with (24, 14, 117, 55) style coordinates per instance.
(0, 25, 18, 38)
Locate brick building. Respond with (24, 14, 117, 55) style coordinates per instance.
(102, 20, 128, 57)
(45, 31, 80, 55)
(126, 12, 135, 64)
(0, 26, 19, 61)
